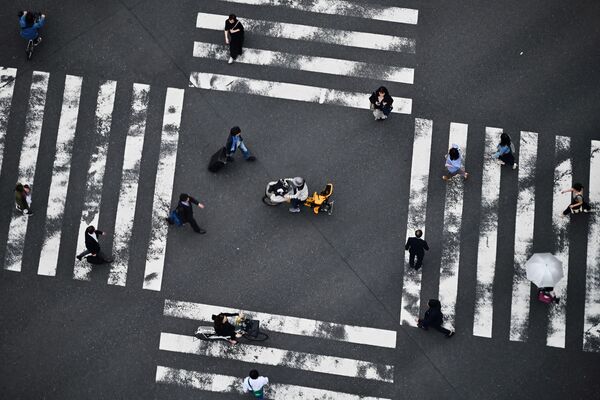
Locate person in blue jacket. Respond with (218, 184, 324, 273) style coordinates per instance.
(18, 11, 46, 45)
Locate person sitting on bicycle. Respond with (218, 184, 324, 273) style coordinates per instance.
(212, 313, 243, 344)
(18, 11, 46, 46)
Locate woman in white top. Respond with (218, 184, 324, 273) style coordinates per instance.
(242, 369, 269, 399)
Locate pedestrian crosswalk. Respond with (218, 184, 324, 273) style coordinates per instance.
(1, 67, 182, 293)
(190, 0, 418, 114)
(157, 299, 396, 398)
(401, 119, 600, 353)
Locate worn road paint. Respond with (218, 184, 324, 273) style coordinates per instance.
(0, 67, 17, 176)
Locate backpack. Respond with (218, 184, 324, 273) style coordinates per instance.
(168, 209, 183, 226)
(247, 379, 264, 398)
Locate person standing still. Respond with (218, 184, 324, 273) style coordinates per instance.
(224, 14, 244, 64)
(442, 144, 468, 181)
(493, 133, 518, 170)
(177, 193, 206, 234)
(405, 229, 429, 270)
(561, 182, 591, 216)
(76, 225, 113, 263)
(417, 299, 454, 338)
(368, 86, 394, 120)
(242, 369, 269, 399)
(226, 126, 256, 161)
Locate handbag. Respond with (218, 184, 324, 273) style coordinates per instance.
(538, 291, 553, 304)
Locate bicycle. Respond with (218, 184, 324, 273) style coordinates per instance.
(194, 318, 269, 343)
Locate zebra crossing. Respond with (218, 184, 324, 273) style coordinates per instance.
(156, 299, 396, 399)
(190, 0, 417, 114)
(401, 118, 600, 353)
(0, 67, 181, 292)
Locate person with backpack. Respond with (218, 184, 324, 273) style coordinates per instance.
(493, 132, 518, 169)
(169, 193, 206, 234)
(226, 126, 256, 162)
(242, 369, 269, 399)
(417, 299, 455, 338)
(561, 182, 591, 216)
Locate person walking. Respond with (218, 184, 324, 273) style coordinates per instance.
(561, 182, 591, 216)
(224, 14, 244, 64)
(368, 86, 393, 120)
(15, 183, 33, 215)
(442, 144, 468, 181)
(177, 193, 206, 234)
(284, 177, 308, 213)
(242, 369, 269, 399)
(226, 126, 256, 162)
(417, 299, 454, 338)
(493, 132, 518, 169)
(76, 225, 113, 263)
(405, 229, 429, 270)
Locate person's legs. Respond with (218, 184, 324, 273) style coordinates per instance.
(432, 324, 452, 336)
(372, 109, 384, 120)
(414, 253, 424, 270)
(189, 218, 206, 234)
(289, 199, 302, 212)
(408, 251, 416, 269)
(239, 142, 255, 161)
(96, 250, 113, 263)
(77, 249, 92, 260)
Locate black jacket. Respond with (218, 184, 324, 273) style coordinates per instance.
(177, 197, 200, 222)
(84, 230, 104, 253)
(214, 313, 239, 339)
(405, 237, 429, 255)
(369, 91, 394, 110)
(421, 300, 444, 328)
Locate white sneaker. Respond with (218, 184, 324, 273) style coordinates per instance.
(512, 163, 518, 170)
(496, 160, 505, 165)
(228, 57, 234, 64)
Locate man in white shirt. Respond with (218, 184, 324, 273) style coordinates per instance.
(242, 369, 269, 399)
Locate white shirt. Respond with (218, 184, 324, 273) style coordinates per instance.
(242, 376, 269, 392)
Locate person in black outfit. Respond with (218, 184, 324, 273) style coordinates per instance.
(368, 86, 393, 120)
(417, 299, 454, 338)
(405, 229, 429, 270)
(177, 193, 206, 234)
(76, 225, 113, 263)
(224, 14, 244, 64)
(212, 312, 242, 344)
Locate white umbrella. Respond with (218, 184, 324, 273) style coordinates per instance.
(525, 253, 564, 287)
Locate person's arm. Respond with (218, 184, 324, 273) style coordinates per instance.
(405, 239, 410, 251)
(19, 14, 27, 28)
(384, 95, 393, 106)
(570, 196, 583, 208)
(423, 240, 429, 251)
(224, 25, 229, 43)
(189, 196, 205, 208)
(33, 16, 46, 29)
(560, 188, 574, 194)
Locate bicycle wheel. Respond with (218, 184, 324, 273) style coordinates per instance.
(243, 331, 269, 342)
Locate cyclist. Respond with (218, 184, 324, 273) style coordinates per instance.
(212, 313, 243, 344)
(18, 11, 46, 46)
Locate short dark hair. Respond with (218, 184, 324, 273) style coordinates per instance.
(377, 86, 388, 95)
(573, 182, 584, 191)
(415, 229, 423, 238)
(500, 133, 511, 147)
(86, 226, 95, 234)
(229, 14, 237, 20)
(249, 369, 259, 379)
(179, 193, 189, 202)
(230, 126, 241, 135)
(448, 147, 459, 160)
(25, 12, 35, 25)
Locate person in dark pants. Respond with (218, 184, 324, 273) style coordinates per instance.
(368, 86, 393, 120)
(226, 126, 256, 161)
(177, 193, 206, 234)
(417, 299, 454, 338)
(212, 312, 242, 344)
(561, 182, 591, 216)
(76, 225, 113, 263)
(405, 229, 429, 270)
(224, 14, 244, 64)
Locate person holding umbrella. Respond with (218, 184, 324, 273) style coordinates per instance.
(525, 253, 563, 305)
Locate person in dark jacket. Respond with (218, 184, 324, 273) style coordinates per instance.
(76, 225, 113, 263)
(212, 312, 243, 344)
(225, 126, 256, 161)
(368, 86, 393, 120)
(224, 14, 244, 64)
(15, 183, 33, 215)
(417, 299, 454, 338)
(177, 193, 206, 234)
(405, 229, 429, 270)
(18, 11, 46, 45)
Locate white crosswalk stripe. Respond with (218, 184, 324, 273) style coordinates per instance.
(189, 72, 413, 114)
(0, 67, 17, 176)
(215, 0, 418, 25)
(193, 42, 415, 84)
(4, 71, 49, 272)
(196, 13, 415, 53)
(156, 365, 391, 399)
(38, 75, 83, 276)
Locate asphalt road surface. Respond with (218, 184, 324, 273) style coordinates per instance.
(1, 0, 599, 399)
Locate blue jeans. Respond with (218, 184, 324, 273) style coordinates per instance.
(230, 142, 251, 159)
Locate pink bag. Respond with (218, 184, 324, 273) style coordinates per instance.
(538, 291, 553, 304)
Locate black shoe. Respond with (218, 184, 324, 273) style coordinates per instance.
(196, 228, 207, 234)
(33, 37, 42, 46)
(76, 255, 82, 261)
(165, 217, 173, 225)
(446, 331, 455, 338)
(226, 156, 234, 162)
(246, 155, 256, 162)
